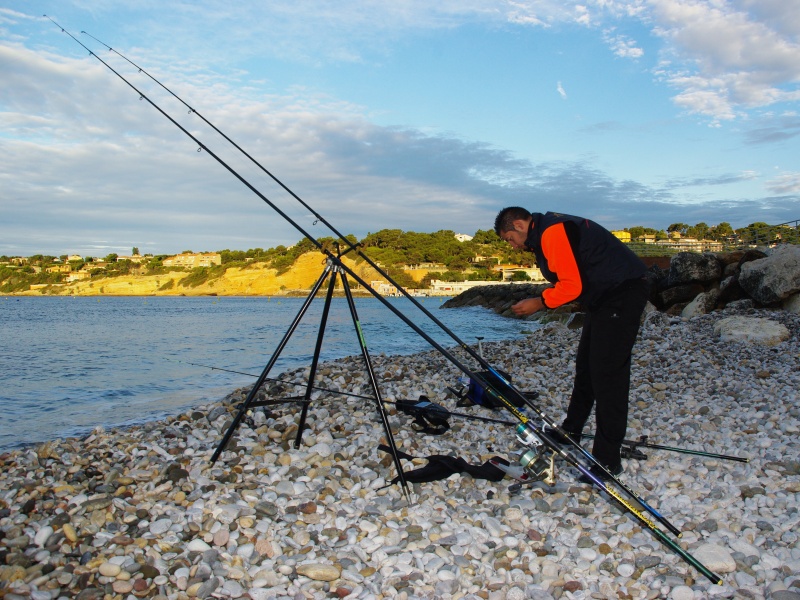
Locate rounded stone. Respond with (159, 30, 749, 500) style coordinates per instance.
(296, 563, 342, 581)
(98, 562, 121, 577)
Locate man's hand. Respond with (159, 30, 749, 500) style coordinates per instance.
(511, 297, 544, 316)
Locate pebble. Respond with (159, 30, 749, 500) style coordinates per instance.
(297, 563, 342, 581)
(669, 585, 695, 600)
(98, 562, 121, 577)
(0, 308, 798, 599)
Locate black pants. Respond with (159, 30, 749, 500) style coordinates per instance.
(562, 278, 650, 468)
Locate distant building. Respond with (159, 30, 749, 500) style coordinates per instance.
(471, 255, 500, 265)
(370, 281, 399, 296)
(427, 279, 511, 295)
(454, 234, 473, 242)
(405, 262, 447, 270)
(611, 230, 631, 243)
(66, 271, 91, 282)
(116, 255, 147, 264)
(163, 252, 222, 268)
(653, 238, 724, 252)
(500, 266, 545, 282)
(46, 264, 71, 273)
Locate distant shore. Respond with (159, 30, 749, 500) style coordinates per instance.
(6, 252, 399, 298)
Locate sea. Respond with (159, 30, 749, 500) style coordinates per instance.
(0, 295, 534, 452)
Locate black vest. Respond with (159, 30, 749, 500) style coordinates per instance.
(525, 212, 646, 309)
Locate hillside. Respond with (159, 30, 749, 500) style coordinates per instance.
(15, 253, 429, 297)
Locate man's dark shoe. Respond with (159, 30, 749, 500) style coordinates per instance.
(543, 426, 581, 445)
(578, 463, 623, 485)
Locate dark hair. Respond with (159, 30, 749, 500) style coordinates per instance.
(494, 207, 531, 235)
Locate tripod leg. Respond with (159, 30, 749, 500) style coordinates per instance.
(294, 268, 338, 448)
(338, 269, 411, 502)
(211, 264, 333, 463)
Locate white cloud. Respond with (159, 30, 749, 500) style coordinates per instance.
(767, 172, 800, 195)
(501, 0, 800, 122)
(2, 2, 798, 258)
(646, 0, 800, 120)
(603, 30, 644, 58)
(21, 1, 800, 124)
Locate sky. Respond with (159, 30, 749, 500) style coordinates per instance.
(1, 1, 799, 258)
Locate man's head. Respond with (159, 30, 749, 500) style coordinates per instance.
(494, 207, 532, 249)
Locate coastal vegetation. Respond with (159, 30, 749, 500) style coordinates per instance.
(1, 220, 797, 295)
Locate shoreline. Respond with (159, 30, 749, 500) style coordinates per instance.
(1, 308, 799, 599)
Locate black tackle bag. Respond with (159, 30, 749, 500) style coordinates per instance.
(460, 370, 527, 410)
(396, 396, 450, 435)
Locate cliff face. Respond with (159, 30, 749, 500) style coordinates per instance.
(19, 252, 417, 296)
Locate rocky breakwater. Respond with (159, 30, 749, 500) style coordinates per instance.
(1, 307, 799, 598)
(442, 245, 800, 324)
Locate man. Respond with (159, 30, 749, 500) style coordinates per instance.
(494, 207, 650, 480)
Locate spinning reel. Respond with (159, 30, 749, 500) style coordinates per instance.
(514, 422, 557, 486)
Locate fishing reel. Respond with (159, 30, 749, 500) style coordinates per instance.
(514, 423, 556, 486)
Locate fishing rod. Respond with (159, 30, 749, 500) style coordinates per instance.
(49, 21, 721, 583)
(587, 433, 749, 463)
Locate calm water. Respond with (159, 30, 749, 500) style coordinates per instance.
(0, 295, 532, 451)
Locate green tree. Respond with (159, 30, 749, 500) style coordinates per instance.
(667, 223, 689, 236)
(688, 222, 709, 240)
(220, 250, 247, 264)
(628, 226, 646, 240)
(132, 247, 140, 256)
(708, 221, 735, 242)
(737, 222, 771, 245)
(471, 229, 500, 245)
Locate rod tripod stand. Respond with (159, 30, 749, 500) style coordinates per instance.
(210, 251, 411, 500)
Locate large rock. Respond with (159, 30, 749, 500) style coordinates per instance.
(713, 316, 790, 346)
(668, 252, 722, 285)
(739, 245, 800, 304)
(716, 275, 747, 307)
(681, 289, 720, 319)
(692, 543, 737, 574)
(659, 283, 705, 307)
(784, 292, 800, 315)
(441, 283, 548, 318)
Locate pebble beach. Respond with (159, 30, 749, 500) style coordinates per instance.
(1, 306, 799, 600)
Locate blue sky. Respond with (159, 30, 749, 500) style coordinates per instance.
(1, 1, 799, 257)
